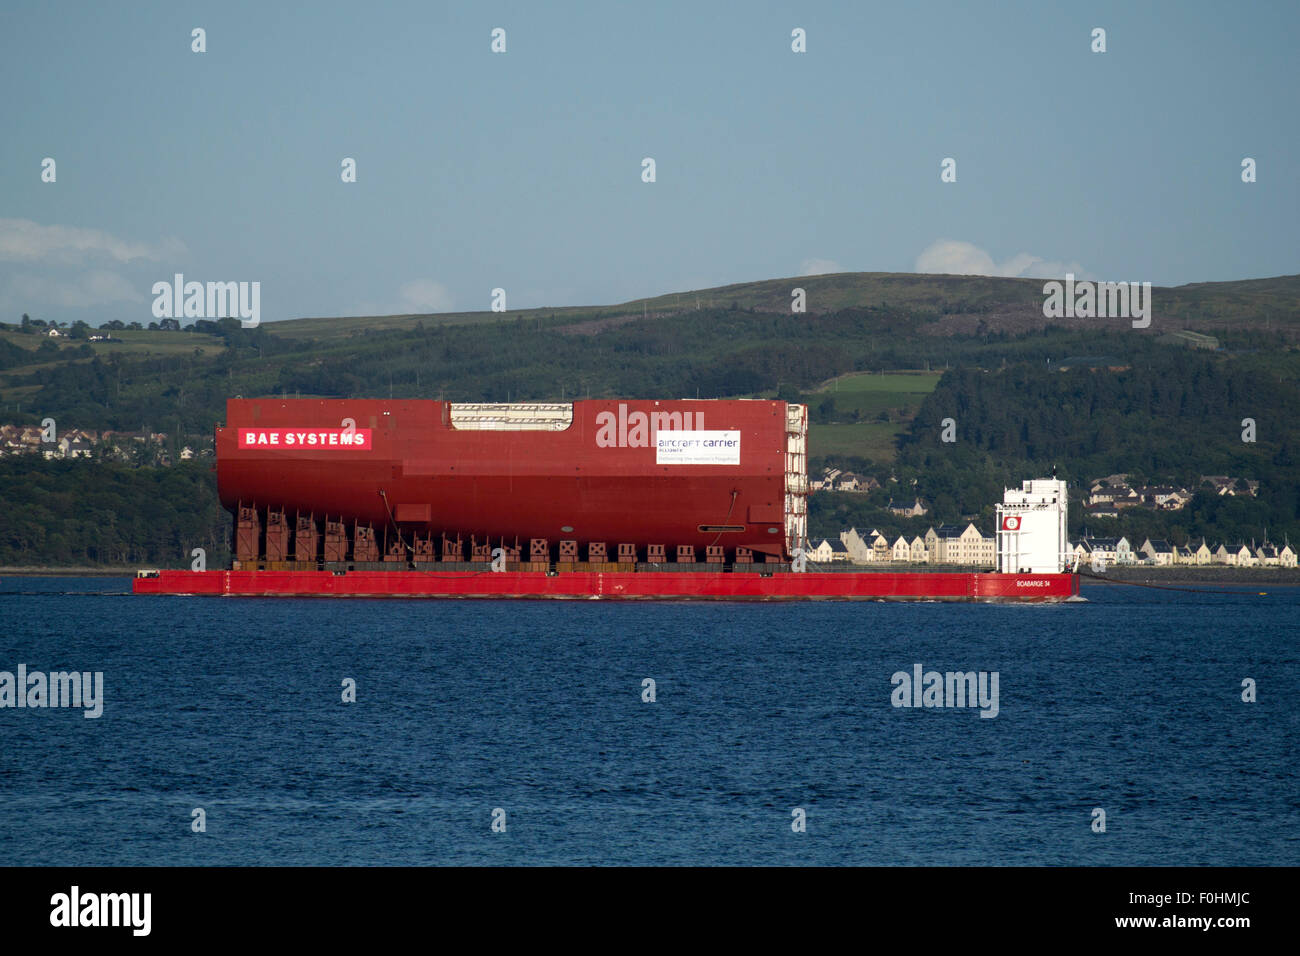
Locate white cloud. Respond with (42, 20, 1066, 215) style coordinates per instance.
(0, 219, 186, 315)
(397, 278, 455, 313)
(1, 270, 144, 311)
(0, 218, 186, 264)
(798, 258, 843, 276)
(915, 240, 1089, 280)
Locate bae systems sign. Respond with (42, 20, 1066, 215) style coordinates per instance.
(238, 428, 373, 449)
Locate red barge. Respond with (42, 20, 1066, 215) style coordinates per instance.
(133, 567, 1079, 602)
(133, 398, 1079, 602)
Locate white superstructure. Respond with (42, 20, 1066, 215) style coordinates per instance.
(995, 478, 1070, 573)
(785, 403, 808, 556)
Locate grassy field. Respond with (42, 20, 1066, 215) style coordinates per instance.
(0, 329, 228, 409)
(811, 371, 942, 418)
(804, 371, 941, 463)
(0, 383, 42, 413)
(0, 329, 225, 357)
(809, 422, 905, 461)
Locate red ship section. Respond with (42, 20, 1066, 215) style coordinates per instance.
(215, 398, 806, 561)
(131, 397, 1081, 602)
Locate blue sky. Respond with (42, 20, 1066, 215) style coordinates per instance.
(2, 0, 1297, 325)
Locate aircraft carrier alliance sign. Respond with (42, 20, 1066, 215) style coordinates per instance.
(655, 430, 741, 465)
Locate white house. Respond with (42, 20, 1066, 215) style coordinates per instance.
(808, 539, 836, 563)
(1140, 538, 1175, 566)
(870, 531, 891, 562)
(925, 525, 961, 563)
(953, 523, 994, 566)
(1082, 537, 1133, 566)
(56, 436, 93, 459)
(834, 473, 860, 492)
(1138, 486, 1190, 510)
(929, 523, 995, 566)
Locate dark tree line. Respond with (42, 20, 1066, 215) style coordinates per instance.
(0, 460, 229, 567)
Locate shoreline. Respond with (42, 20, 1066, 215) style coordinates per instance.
(1088, 566, 1300, 586)
(3, 565, 1298, 586)
(1, 566, 149, 577)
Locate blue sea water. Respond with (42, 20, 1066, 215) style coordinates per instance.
(0, 578, 1296, 866)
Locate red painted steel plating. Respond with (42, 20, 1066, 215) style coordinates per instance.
(133, 569, 1080, 602)
(216, 398, 797, 557)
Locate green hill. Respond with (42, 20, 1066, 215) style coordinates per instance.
(1, 271, 1298, 566)
(266, 271, 1300, 342)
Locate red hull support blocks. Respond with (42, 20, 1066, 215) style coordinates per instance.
(133, 569, 1080, 603)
